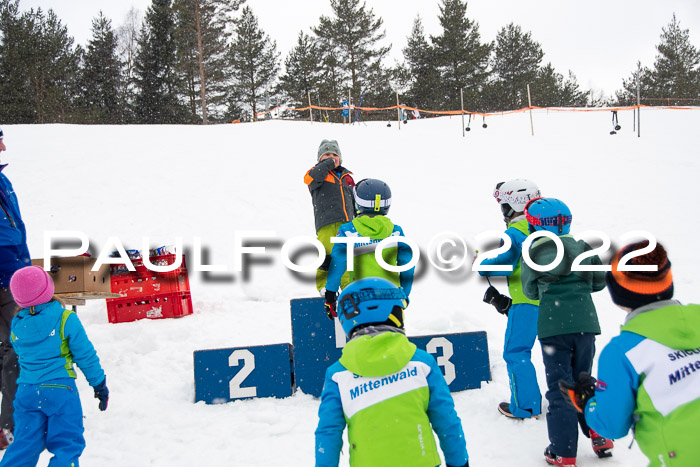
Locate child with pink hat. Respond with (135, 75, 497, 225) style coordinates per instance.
(0, 265, 109, 466)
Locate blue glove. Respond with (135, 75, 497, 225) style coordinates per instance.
(93, 377, 109, 411)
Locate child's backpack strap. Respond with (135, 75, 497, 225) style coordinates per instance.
(59, 309, 77, 378)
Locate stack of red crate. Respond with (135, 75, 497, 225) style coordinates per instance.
(106, 253, 193, 324)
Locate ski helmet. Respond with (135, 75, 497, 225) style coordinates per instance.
(354, 178, 392, 215)
(524, 197, 572, 235)
(337, 277, 408, 337)
(493, 179, 541, 220)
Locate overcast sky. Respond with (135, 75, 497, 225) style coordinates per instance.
(19, 0, 700, 99)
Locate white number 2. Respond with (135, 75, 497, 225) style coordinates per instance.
(228, 349, 257, 399)
(426, 337, 456, 384)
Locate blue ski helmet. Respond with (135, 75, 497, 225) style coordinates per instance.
(354, 179, 392, 215)
(524, 197, 572, 235)
(337, 277, 408, 337)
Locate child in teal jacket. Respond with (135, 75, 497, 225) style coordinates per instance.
(0, 266, 109, 467)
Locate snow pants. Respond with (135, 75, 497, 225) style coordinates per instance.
(503, 303, 541, 417)
(316, 222, 350, 292)
(0, 378, 85, 467)
(540, 333, 595, 458)
(0, 287, 19, 432)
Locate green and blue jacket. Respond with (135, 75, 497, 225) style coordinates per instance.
(11, 299, 105, 386)
(585, 301, 700, 466)
(325, 215, 414, 294)
(315, 331, 468, 467)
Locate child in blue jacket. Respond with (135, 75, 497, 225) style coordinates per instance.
(0, 266, 109, 467)
(479, 179, 542, 420)
(315, 277, 468, 467)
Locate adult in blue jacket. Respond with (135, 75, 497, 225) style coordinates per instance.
(0, 266, 109, 467)
(0, 129, 31, 448)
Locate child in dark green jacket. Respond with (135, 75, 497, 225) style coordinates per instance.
(521, 198, 611, 467)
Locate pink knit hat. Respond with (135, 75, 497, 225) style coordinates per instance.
(10, 266, 55, 308)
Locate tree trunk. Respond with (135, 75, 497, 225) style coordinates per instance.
(194, 0, 208, 124)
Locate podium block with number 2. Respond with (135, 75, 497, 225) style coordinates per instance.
(194, 343, 294, 404)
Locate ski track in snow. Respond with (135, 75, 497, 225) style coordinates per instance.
(2, 108, 696, 465)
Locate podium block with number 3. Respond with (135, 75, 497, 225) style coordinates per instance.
(290, 298, 491, 397)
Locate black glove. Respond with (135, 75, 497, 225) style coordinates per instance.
(483, 286, 512, 316)
(324, 290, 338, 320)
(559, 372, 596, 413)
(93, 377, 109, 411)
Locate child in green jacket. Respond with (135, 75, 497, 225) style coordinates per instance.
(315, 277, 468, 467)
(521, 198, 611, 466)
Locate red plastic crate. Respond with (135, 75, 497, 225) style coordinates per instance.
(110, 254, 190, 299)
(106, 291, 193, 324)
(110, 253, 186, 277)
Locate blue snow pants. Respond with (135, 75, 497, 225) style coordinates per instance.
(0, 378, 85, 467)
(540, 333, 595, 458)
(503, 303, 541, 417)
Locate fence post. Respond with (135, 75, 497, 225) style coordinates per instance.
(636, 74, 641, 138)
(308, 91, 313, 124)
(396, 91, 401, 130)
(460, 88, 465, 137)
(527, 84, 535, 136)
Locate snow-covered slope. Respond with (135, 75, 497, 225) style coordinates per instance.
(2, 107, 697, 466)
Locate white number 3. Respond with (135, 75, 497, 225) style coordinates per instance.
(426, 337, 456, 384)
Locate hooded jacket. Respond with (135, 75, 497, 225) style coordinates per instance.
(325, 215, 414, 294)
(0, 166, 31, 287)
(11, 300, 105, 386)
(585, 301, 700, 466)
(315, 331, 468, 467)
(521, 235, 606, 339)
(304, 158, 355, 232)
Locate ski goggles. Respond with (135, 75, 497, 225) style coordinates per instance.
(524, 197, 572, 234)
(338, 288, 408, 320)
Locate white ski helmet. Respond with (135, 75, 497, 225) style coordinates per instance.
(493, 179, 541, 219)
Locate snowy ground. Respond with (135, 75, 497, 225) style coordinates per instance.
(2, 106, 698, 465)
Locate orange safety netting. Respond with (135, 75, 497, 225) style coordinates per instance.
(250, 103, 699, 120)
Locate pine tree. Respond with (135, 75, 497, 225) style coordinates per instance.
(0, 4, 80, 123)
(559, 71, 589, 107)
(313, 0, 391, 106)
(0, 0, 33, 123)
(531, 64, 588, 107)
(314, 27, 346, 114)
(173, 0, 242, 123)
(431, 0, 491, 109)
(402, 16, 441, 110)
(649, 14, 700, 101)
(278, 31, 322, 109)
(134, 0, 186, 123)
(80, 12, 122, 123)
(228, 6, 279, 121)
(487, 23, 543, 110)
(116, 7, 142, 122)
(616, 61, 654, 105)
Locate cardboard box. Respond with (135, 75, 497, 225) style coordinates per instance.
(31, 256, 112, 294)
